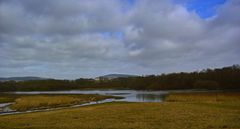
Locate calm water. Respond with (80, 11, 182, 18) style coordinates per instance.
(0, 90, 170, 115)
(12, 90, 171, 102)
(0, 89, 220, 115)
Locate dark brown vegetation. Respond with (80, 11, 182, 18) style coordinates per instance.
(0, 65, 239, 91)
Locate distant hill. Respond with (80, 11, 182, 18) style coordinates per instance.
(0, 77, 49, 82)
(95, 74, 138, 80)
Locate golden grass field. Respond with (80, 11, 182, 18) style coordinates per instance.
(166, 92, 240, 102)
(0, 94, 17, 103)
(0, 92, 239, 129)
(0, 94, 121, 111)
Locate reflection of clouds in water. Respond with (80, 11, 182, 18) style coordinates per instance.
(105, 93, 131, 95)
(12, 90, 169, 102)
(0, 103, 13, 112)
(136, 94, 165, 102)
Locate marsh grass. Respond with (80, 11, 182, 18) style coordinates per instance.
(0, 100, 240, 129)
(165, 92, 240, 102)
(0, 96, 15, 103)
(0, 94, 120, 111)
(0, 94, 19, 103)
(0, 92, 239, 129)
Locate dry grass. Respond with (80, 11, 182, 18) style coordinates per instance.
(0, 94, 120, 111)
(12, 94, 120, 111)
(0, 92, 239, 129)
(165, 92, 240, 102)
(0, 96, 15, 103)
(12, 96, 82, 110)
(0, 94, 18, 103)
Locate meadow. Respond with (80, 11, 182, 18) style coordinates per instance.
(166, 92, 240, 102)
(0, 94, 18, 103)
(0, 92, 239, 129)
(0, 94, 121, 111)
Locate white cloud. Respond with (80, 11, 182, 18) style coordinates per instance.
(0, 0, 239, 79)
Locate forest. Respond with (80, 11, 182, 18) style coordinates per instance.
(0, 65, 240, 91)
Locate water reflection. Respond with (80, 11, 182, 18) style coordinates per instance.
(11, 90, 169, 102)
(0, 103, 12, 112)
(136, 94, 165, 102)
(1, 89, 221, 115)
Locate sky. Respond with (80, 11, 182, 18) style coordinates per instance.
(0, 0, 239, 79)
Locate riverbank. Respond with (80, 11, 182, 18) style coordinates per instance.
(0, 94, 122, 112)
(0, 92, 239, 129)
(166, 92, 240, 102)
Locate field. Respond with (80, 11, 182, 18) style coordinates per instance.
(0, 92, 239, 129)
(166, 92, 240, 102)
(0, 94, 121, 111)
(0, 94, 18, 103)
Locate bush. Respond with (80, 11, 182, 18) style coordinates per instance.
(194, 80, 219, 89)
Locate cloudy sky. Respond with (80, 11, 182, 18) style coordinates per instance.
(0, 0, 239, 79)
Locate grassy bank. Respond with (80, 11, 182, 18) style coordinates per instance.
(0, 94, 19, 103)
(0, 92, 239, 129)
(166, 92, 240, 102)
(0, 94, 121, 111)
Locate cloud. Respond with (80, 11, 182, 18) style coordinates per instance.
(0, 0, 239, 79)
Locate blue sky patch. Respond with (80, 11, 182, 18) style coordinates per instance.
(183, 0, 226, 18)
(120, 0, 136, 12)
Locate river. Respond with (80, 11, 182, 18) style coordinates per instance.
(0, 89, 216, 115)
(12, 90, 171, 102)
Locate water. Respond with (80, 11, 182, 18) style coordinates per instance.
(0, 103, 13, 112)
(0, 98, 116, 116)
(12, 90, 170, 102)
(0, 89, 209, 115)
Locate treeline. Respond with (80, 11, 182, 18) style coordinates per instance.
(0, 65, 240, 91)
